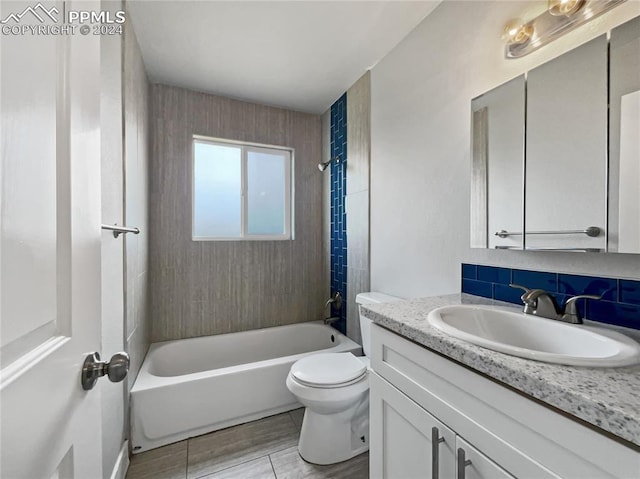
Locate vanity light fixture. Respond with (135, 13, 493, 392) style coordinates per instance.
(548, 0, 586, 16)
(502, 19, 534, 46)
(505, 0, 626, 58)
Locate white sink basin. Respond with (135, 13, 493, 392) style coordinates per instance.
(427, 305, 640, 367)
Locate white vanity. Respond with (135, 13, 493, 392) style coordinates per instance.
(364, 294, 640, 479)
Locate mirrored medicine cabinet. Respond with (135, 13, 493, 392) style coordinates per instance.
(471, 16, 640, 254)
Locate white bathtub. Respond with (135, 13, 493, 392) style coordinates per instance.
(130, 321, 362, 453)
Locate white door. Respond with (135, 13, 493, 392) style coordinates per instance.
(1, 1, 104, 478)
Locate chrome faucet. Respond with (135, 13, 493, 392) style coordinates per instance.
(509, 284, 601, 324)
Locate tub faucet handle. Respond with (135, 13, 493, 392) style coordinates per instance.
(324, 292, 343, 311)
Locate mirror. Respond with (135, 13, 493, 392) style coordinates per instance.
(609, 16, 640, 254)
(526, 35, 607, 252)
(471, 76, 525, 250)
(471, 16, 640, 254)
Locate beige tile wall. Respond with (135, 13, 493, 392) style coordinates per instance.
(321, 111, 332, 309)
(148, 85, 324, 342)
(345, 72, 371, 344)
(100, 1, 126, 473)
(320, 73, 371, 344)
(124, 20, 150, 389)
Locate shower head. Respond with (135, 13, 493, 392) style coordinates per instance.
(317, 156, 342, 172)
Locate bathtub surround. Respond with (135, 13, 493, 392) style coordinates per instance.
(148, 85, 323, 342)
(321, 72, 372, 343)
(124, 21, 151, 399)
(322, 112, 332, 317)
(98, 9, 150, 477)
(345, 73, 372, 345)
(370, 1, 640, 299)
(461, 264, 640, 330)
(329, 94, 348, 333)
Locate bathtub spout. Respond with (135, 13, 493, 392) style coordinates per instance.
(324, 316, 341, 325)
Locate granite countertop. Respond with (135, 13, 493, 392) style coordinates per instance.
(361, 293, 640, 448)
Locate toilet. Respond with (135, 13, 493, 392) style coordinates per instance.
(286, 292, 401, 465)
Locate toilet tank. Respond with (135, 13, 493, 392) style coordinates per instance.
(356, 292, 402, 357)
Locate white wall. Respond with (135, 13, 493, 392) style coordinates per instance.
(371, 1, 640, 299)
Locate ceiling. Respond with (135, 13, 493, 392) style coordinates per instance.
(127, 1, 442, 114)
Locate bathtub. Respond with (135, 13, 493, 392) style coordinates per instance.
(130, 320, 362, 453)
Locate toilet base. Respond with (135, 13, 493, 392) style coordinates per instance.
(297, 397, 369, 465)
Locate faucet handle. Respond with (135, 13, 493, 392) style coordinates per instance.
(509, 283, 533, 302)
(510, 284, 547, 303)
(509, 283, 531, 294)
(509, 284, 539, 314)
(562, 294, 602, 324)
(564, 294, 602, 305)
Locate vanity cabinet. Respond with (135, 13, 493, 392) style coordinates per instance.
(369, 324, 639, 479)
(370, 372, 517, 479)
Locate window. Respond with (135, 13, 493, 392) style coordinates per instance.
(192, 136, 293, 240)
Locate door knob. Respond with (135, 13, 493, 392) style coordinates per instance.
(81, 351, 130, 390)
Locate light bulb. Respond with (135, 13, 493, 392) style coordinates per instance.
(503, 19, 534, 45)
(548, 0, 586, 16)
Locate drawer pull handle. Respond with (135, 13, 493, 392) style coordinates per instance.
(431, 427, 445, 479)
(457, 447, 472, 479)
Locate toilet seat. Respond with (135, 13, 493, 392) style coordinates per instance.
(290, 353, 367, 389)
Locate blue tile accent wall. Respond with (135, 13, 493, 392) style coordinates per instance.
(461, 264, 640, 330)
(330, 94, 347, 333)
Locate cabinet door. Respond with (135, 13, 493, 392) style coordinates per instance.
(609, 16, 640, 253)
(370, 372, 456, 479)
(525, 35, 607, 251)
(456, 437, 514, 479)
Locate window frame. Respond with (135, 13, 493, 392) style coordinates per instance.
(191, 135, 294, 241)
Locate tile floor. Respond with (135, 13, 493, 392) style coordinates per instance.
(126, 409, 369, 479)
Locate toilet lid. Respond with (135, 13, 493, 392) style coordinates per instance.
(291, 353, 367, 387)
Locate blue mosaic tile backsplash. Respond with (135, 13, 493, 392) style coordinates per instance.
(330, 94, 347, 333)
(462, 264, 640, 330)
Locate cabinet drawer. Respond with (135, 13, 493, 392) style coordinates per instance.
(371, 323, 639, 478)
